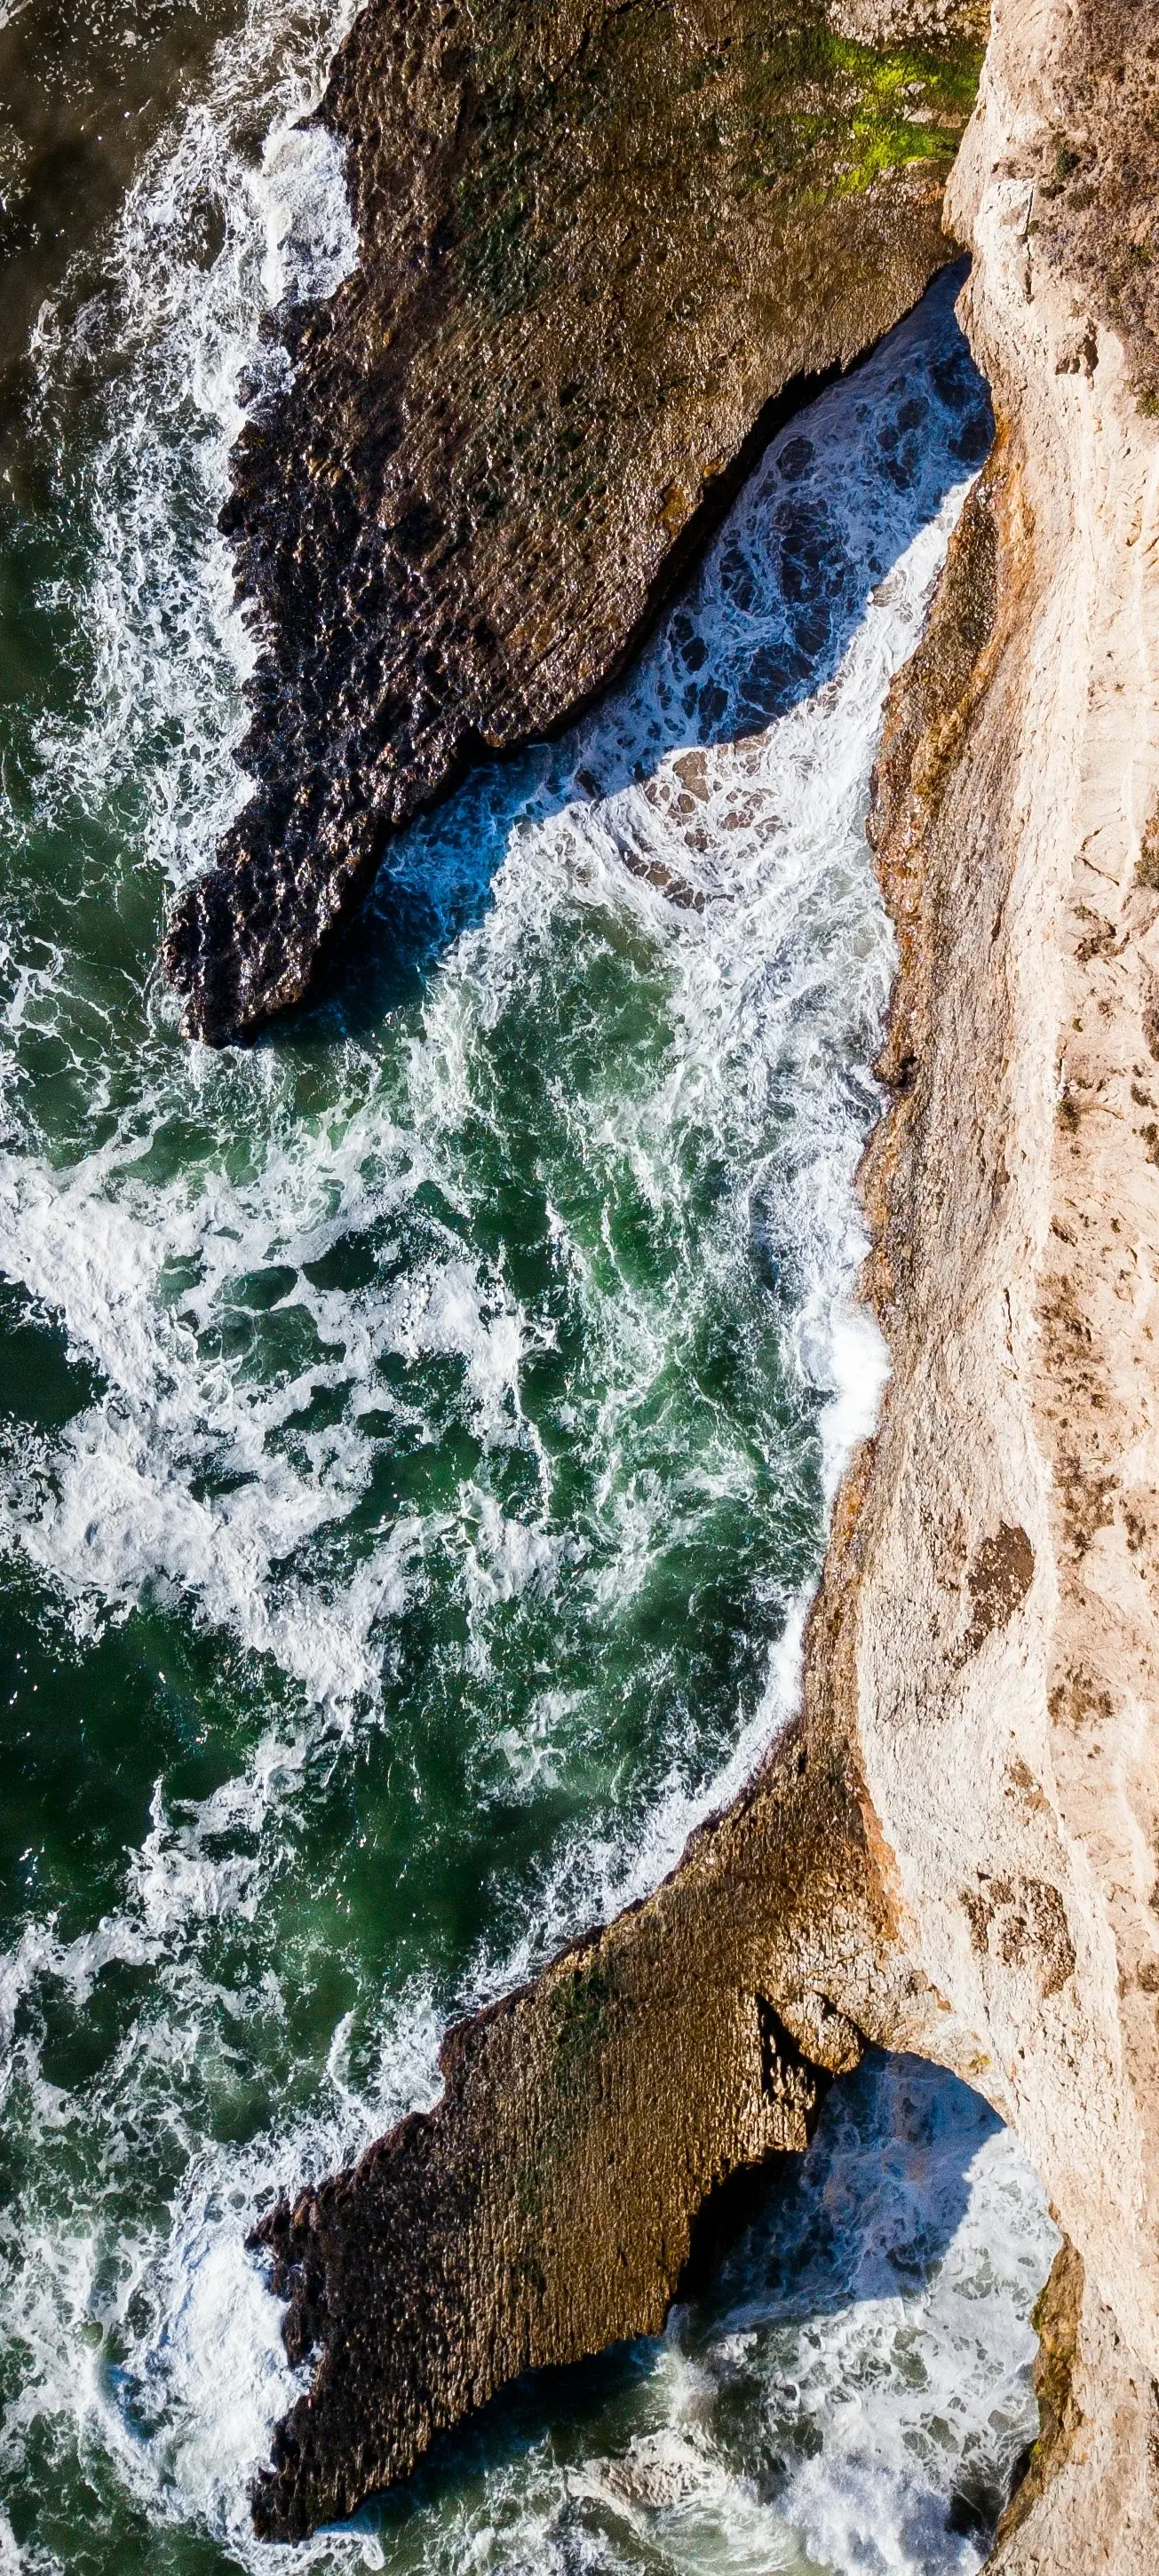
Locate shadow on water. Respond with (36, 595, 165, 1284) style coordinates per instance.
(0, 86, 1052, 2561)
(341, 2054, 1021, 2561)
(279, 260, 992, 1048)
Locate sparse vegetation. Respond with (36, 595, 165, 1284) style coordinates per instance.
(452, 9, 982, 318)
(1135, 811, 1159, 883)
(1042, 139, 1081, 196)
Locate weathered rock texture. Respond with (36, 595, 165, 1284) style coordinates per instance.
(841, 0, 1159, 2551)
(853, 0, 1159, 2434)
(165, 0, 983, 1042)
(250, 1624, 945, 2536)
(988, 2241, 1159, 2574)
(249, 0, 1159, 2561)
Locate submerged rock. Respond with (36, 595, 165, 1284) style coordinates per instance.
(163, 0, 983, 1042)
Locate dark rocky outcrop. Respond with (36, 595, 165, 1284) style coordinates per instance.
(248, 1452, 941, 2539)
(164, 0, 984, 1042)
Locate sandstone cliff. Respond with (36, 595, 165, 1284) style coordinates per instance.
(247, 0, 1159, 2564)
(876, 0, 1159, 2554)
(163, 0, 982, 1042)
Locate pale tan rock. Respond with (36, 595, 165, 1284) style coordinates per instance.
(859, 0, 1159, 2383)
(844, 0, 1159, 2551)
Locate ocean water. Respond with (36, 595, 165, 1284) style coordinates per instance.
(0, 4, 1059, 2570)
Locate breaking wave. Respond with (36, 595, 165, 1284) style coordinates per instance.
(0, 2, 1054, 2561)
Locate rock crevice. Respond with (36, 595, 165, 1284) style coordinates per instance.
(163, 0, 983, 1042)
(249, 1687, 926, 2539)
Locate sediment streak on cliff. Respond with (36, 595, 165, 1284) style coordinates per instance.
(246, 0, 1159, 2561)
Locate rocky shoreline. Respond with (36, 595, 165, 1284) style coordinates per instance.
(163, 0, 983, 1042)
(241, 0, 1159, 2565)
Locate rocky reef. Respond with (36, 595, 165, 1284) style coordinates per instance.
(249, 1494, 939, 2537)
(244, 0, 1159, 2564)
(164, 0, 983, 1042)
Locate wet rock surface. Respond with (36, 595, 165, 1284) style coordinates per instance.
(163, 0, 982, 1042)
(247, 1621, 932, 2540)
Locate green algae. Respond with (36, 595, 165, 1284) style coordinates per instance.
(180, 0, 981, 1038)
(730, 26, 982, 202)
(829, 40, 984, 194)
(453, 6, 981, 324)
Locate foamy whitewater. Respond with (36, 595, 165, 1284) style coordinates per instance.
(0, 3, 1057, 2566)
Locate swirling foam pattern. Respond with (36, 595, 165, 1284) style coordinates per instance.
(0, 5, 1056, 2564)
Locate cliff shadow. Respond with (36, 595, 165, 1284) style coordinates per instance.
(271, 261, 991, 1048)
(320, 2052, 1019, 2560)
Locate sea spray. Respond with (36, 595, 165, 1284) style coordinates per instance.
(0, 9, 1054, 2557)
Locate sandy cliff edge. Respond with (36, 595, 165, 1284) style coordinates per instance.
(855, 0, 1159, 2550)
(864, 0, 1159, 2413)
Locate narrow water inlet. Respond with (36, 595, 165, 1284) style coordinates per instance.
(0, 0, 1062, 2564)
(341, 2054, 1057, 2576)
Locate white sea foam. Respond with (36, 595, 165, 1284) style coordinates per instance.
(27, 0, 357, 875)
(0, 12, 1037, 2551)
(99, 2058, 1052, 2576)
(576, 2059, 1060, 2576)
(3, 321, 967, 1745)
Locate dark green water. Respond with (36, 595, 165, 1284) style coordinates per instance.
(0, 4, 1057, 2569)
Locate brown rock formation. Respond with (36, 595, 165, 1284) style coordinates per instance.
(988, 2240, 1159, 2573)
(248, 0, 1159, 2562)
(163, 0, 983, 1042)
(249, 1594, 942, 2538)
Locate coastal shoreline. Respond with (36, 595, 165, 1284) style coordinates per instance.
(242, 0, 1159, 2562)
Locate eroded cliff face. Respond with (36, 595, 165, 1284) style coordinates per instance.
(852, 0, 1159, 2417)
(163, 0, 983, 1042)
(986, 2241, 1159, 2573)
(249, 1617, 944, 2538)
(246, 0, 1159, 2561)
(834, 0, 1159, 2551)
